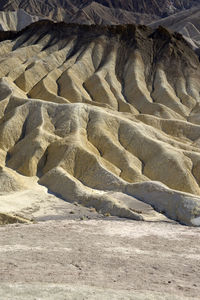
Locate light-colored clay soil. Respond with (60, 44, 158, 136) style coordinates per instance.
(1, 23, 200, 226)
(0, 219, 200, 299)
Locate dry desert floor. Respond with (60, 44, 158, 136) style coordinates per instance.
(0, 218, 200, 300)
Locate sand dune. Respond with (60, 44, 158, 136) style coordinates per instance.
(0, 22, 200, 225)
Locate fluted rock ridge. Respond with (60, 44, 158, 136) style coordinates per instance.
(0, 21, 200, 225)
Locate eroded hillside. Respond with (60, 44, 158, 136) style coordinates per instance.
(0, 21, 200, 225)
(0, 0, 199, 25)
(0, 9, 40, 31)
(150, 5, 200, 51)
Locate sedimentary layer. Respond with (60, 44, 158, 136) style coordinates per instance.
(0, 0, 199, 26)
(0, 9, 40, 31)
(0, 22, 200, 225)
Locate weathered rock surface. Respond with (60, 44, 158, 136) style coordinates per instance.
(1, 0, 200, 55)
(0, 22, 200, 225)
(0, 9, 40, 31)
(0, 0, 199, 28)
(150, 5, 200, 51)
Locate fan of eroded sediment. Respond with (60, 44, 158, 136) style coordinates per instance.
(0, 21, 200, 225)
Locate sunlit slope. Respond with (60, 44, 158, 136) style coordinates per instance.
(150, 5, 200, 50)
(0, 9, 40, 31)
(0, 22, 200, 225)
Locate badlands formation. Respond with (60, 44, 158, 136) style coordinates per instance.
(0, 21, 200, 226)
(1, 1, 200, 53)
(0, 9, 40, 31)
(150, 5, 200, 51)
(0, 0, 199, 28)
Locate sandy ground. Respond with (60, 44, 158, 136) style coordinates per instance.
(0, 177, 170, 224)
(0, 181, 107, 222)
(0, 219, 200, 299)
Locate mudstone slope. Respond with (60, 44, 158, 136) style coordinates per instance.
(0, 0, 199, 26)
(150, 5, 200, 51)
(1, 0, 200, 52)
(0, 21, 200, 225)
(0, 9, 40, 31)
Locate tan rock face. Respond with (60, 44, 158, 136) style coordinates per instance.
(0, 22, 200, 225)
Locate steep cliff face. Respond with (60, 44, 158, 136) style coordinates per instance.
(0, 21, 200, 225)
